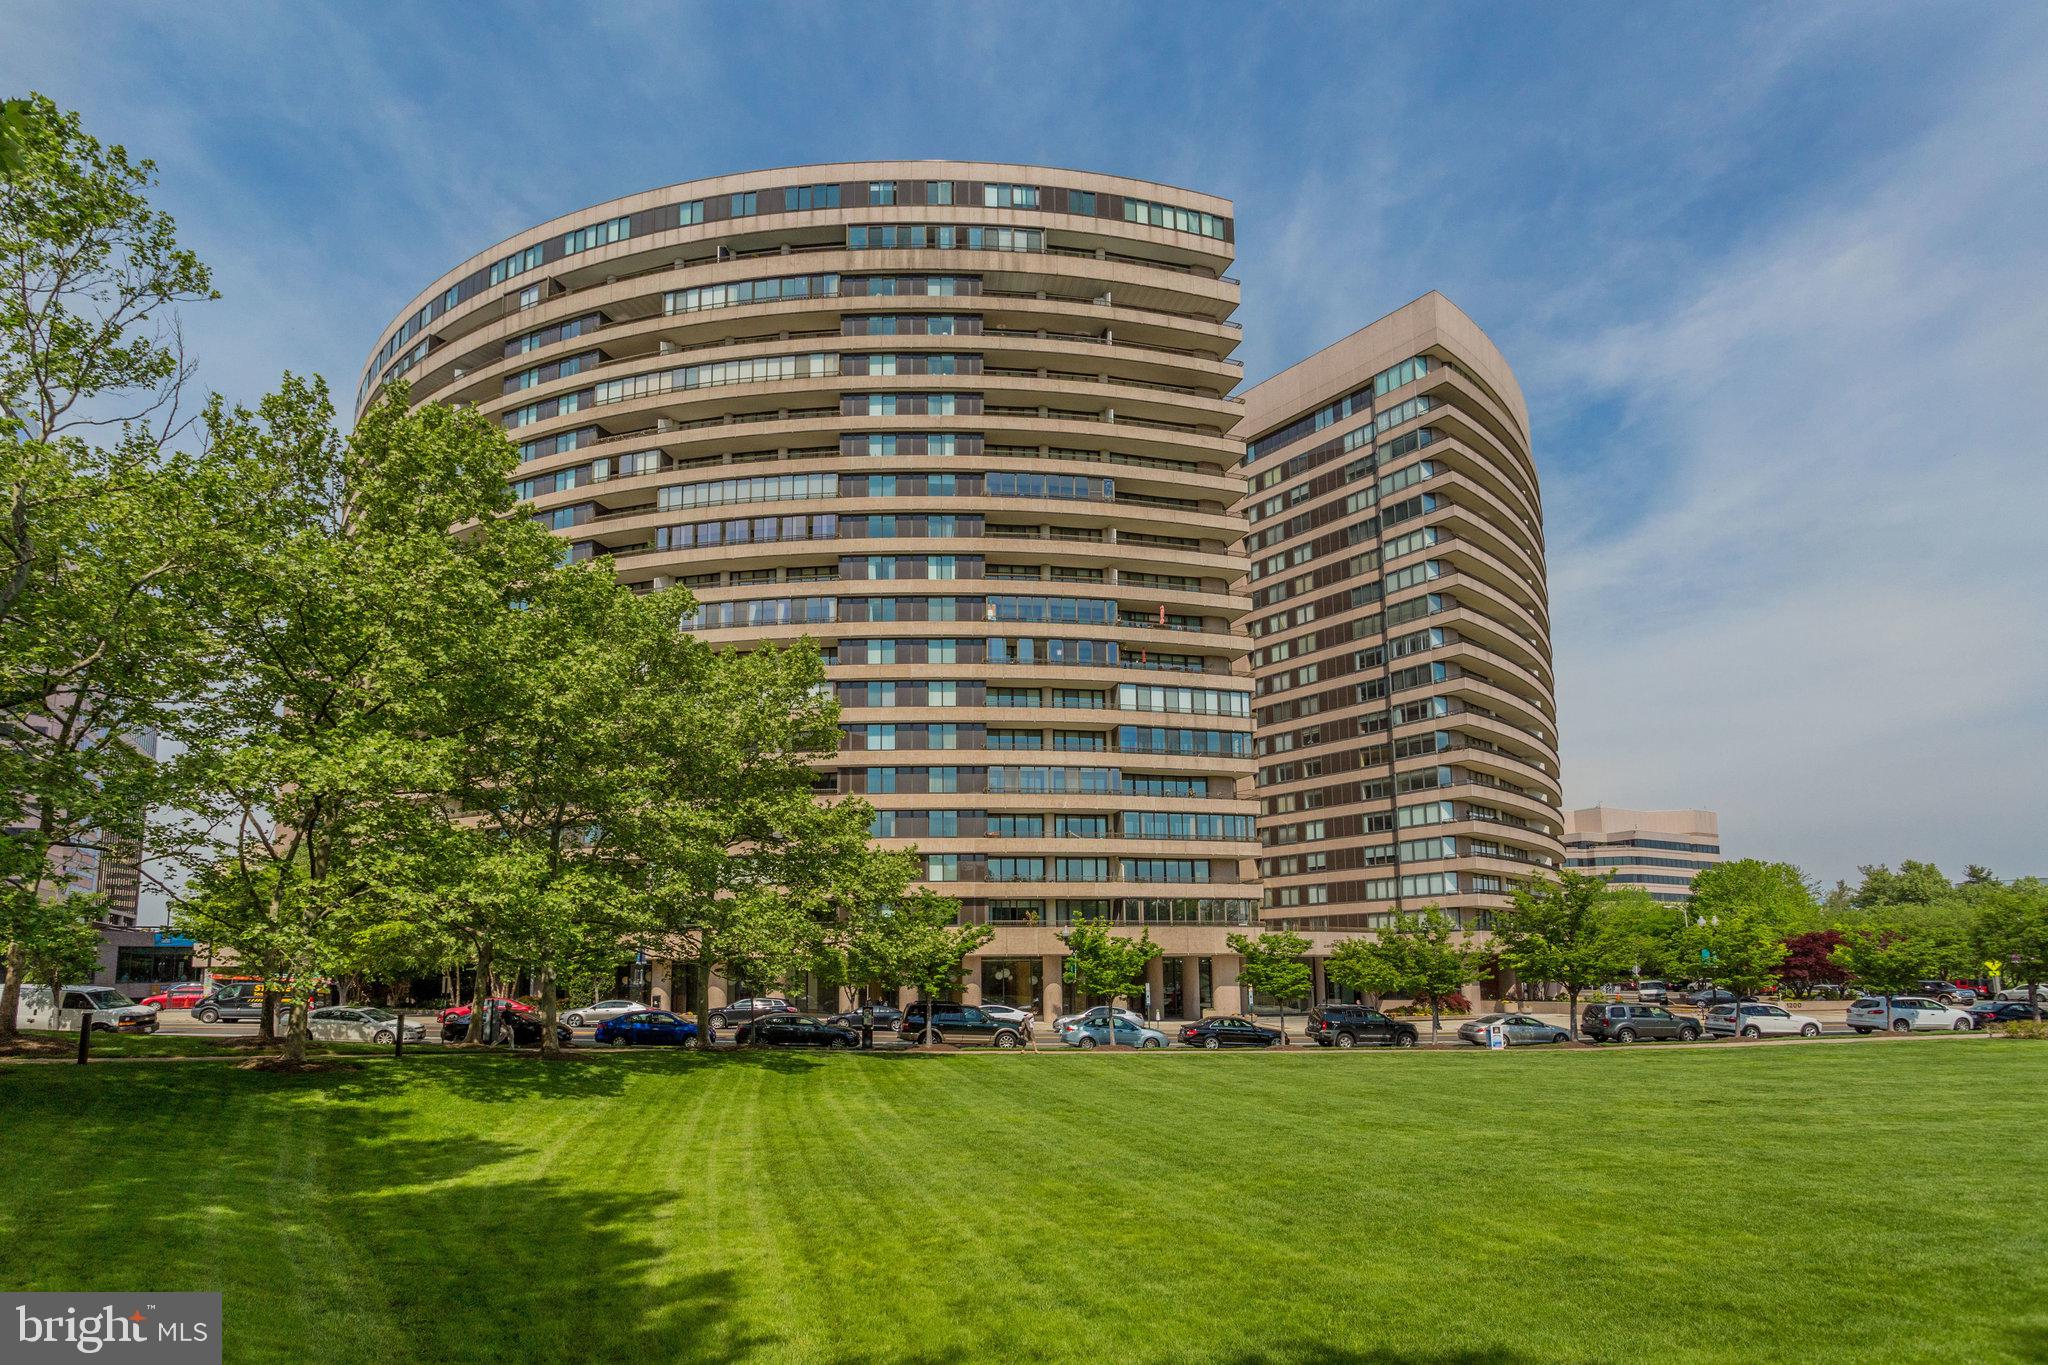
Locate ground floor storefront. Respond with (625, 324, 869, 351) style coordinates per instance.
(650, 923, 1510, 1024)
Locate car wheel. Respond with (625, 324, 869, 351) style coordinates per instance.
(608, 1034, 630, 1047)
(1616, 1027, 1638, 1043)
(566, 1014, 583, 1028)
(1334, 1031, 1356, 1048)
(1679, 1026, 1700, 1041)
(1202, 1036, 1220, 1050)
(1141, 1038, 1162, 1049)
(1552, 1033, 1570, 1044)
(1078, 1036, 1097, 1049)
(197, 1007, 219, 1024)
(1953, 1018, 1970, 1031)
(993, 1031, 1020, 1049)
(1800, 1023, 1820, 1038)
(708, 1014, 726, 1031)
(374, 1029, 395, 1044)
(1853, 1026, 1872, 1034)
(1393, 1033, 1417, 1048)
(1740, 1025, 1761, 1039)
(1891, 1019, 1911, 1032)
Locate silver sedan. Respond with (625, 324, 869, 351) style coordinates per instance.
(1457, 1013, 1573, 1046)
(307, 1006, 427, 1045)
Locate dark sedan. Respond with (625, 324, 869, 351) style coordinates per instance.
(735, 1016, 860, 1048)
(440, 1011, 574, 1048)
(1178, 1016, 1282, 1049)
(826, 1003, 904, 1030)
(1967, 1000, 2041, 1028)
(1684, 988, 1759, 1008)
(594, 1010, 700, 1047)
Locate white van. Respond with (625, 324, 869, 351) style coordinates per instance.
(13, 984, 160, 1034)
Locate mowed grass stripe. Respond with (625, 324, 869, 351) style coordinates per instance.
(0, 1041, 2042, 1364)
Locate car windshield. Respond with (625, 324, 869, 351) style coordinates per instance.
(357, 1008, 396, 1021)
(81, 990, 136, 1008)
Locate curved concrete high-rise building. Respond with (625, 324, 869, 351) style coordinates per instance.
(1235, 294, 1563, 994)
(358, 163, 1260, 1021)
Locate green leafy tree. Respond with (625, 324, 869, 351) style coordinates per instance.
(1975, 880, 2048, 1022)
(173, 377, 559, 1064)
(0, 95, 219, 1041)
(1490, 871, 1644, 1039)
(1058, 916, 1160, 1047)
(1848, 861, 1954, 911)
(1381, 907, 1484, 1044)
(1830, 928, 1937, 1030)
(835, 889, 987, 1046)
(1226, 929, 1311, 1045)
(17, 891, 102, 1003)
(1684, 860, 1812, 1006)
(1324, 935, 1404, 1006)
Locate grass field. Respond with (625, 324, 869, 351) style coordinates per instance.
(2, 1040, 2043, 1364)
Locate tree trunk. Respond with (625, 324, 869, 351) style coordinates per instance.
(1275, 1004, 1284, 1048)
(537, 962, 559, 1058)
(394, 1007, 405, 1059)
(0, 941, 23, 1042)
(282, 997, 308, 1065)
(2031, 978, 2041, 1025)
(922, 985, 934, 1047)
(694, 956, 713, 1049)
(468, 943, 494, 1047)
(1566, 988, 1579, 1041)
(1430, 997, 1441, 1046)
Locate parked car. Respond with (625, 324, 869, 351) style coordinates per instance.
(1917, 980, 1978, 1004)
(12, 984, 159, 1034)
(734, 1016, 859, 1048)
(1684, 987, 1758, 1008)
(1457, 1013, 1572, 1046)
(707, 997, 797, 1031)
(825, 1003, 905, 1030)
(436, 997, 534, 1025)
(1635, 981, 1669, 1004)
(1705, 1003, 1822, 1039)
(1995, 985, 2048, 1004)
(308, 1006, 426, 1045)
(975, 1002, 1036, 1029)
(440, 1011, 573, 1047)
(1062, 1017, 1167, 1049)
(1052, 1004, 1145, 1033)
(137, 983, 209, 1011)
(1306, 1005, 1420, 1048)
(1967, 1000, 2041, 1028)
(562, 999, 643, 1028)
(1178, 1016, 1282, 1049)
(1581, 1002, 1702, 1043)
(192, 986, 289, 1025)
(897, 1002, 1026, 1048)
(593, 1010, 699, 1047)
(1846, 996, 1974, 1033)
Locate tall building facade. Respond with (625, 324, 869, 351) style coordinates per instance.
(357, 163, 1261, 1019)
(1564, 805, 1721, 903)
(1234, 294, 1564, 996)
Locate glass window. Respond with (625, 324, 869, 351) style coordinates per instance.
(868, 181, 897, 206)
(928, 181, 954, 205)
(729, 191, 758, 217)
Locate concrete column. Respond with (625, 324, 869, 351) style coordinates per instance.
(1214, 955, 1243, 1016)
(707, 974, 730, 1011)
(963, 965, 983, 1007)
(837, 984, 858, 1014)
(1180, 957, 1201, 1020)
(1312, 957, 1328, 1005)
(1144, 956, 1167, 1020)
(1040, 954, 1062, 1021)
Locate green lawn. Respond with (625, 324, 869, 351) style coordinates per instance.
(2, 1041, 2042, 1364)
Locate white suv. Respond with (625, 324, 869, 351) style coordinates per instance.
(1847, 996, 1973, 1033)
(1706, 1002, 1822, 1038)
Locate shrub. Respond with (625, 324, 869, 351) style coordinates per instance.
(1993, 1020, 2047, 1040)
(1389, 992, 1472, 1018)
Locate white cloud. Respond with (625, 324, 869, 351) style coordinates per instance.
(1545, 21, 2048, 882)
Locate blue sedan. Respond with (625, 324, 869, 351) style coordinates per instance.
(594, 1010, 700, 1047)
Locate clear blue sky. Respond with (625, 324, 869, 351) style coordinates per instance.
(9, 1, 2046, 886)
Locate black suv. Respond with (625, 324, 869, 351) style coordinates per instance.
(1581, 1002, 1701, 1043)
(897, 1002, 1026, 1048)
(1306, 1005, 1420, 1048)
